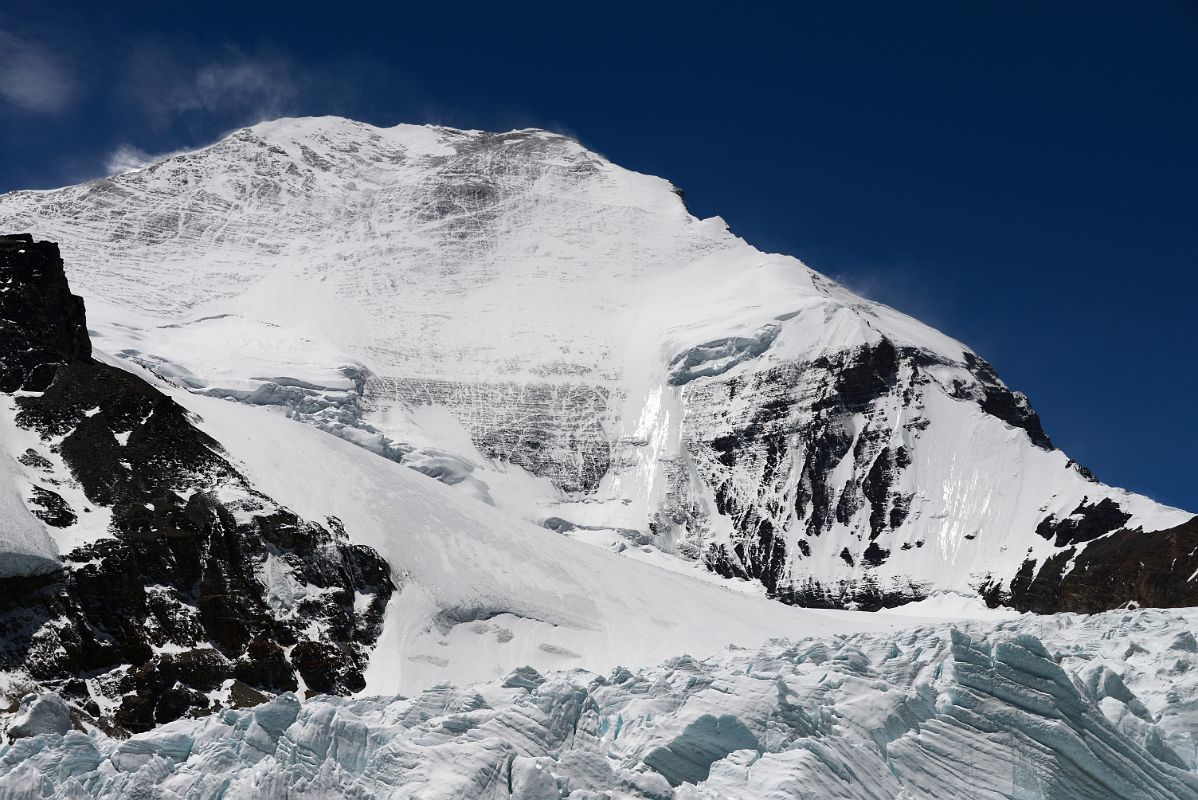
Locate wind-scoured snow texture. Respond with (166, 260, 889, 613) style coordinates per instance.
(2, 608, 1197, 799)
(1, 117, 1193, 611)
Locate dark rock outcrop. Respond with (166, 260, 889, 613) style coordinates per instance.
(959, 352, 1052, 449)
(1035, 497, 1132, 548)
(1006, 516, 1198, 613)
(0, 235, 394, 733)
(691, 340, 925, 604)
(0, 234, 90, 392)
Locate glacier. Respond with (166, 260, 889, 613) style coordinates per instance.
(157, 374, 912, 696)
(1, 608, 1196, 799)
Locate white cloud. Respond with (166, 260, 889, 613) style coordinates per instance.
(184, 58, 298, 117)
(123, 50, 300, 128)
(0, 30, 76, 113)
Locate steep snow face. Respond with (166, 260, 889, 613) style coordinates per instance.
(1, 116, 1191, 608)
(0, 416, 59, 577)
(2, 608, 1197, 799)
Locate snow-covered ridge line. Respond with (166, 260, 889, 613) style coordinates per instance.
(0, 115, 1193, 612)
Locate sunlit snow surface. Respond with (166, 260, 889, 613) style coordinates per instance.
(0, 115, 1188, 600)
(152, 372, 905, 696)
(2, 608, 1197, 799)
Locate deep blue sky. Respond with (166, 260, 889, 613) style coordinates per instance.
(1, 2, 1195, 510)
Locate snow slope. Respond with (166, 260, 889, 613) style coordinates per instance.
(0, 116, 1191, 609)
(151, 366, 910, 696)
(3, 607, 1196, 799)
(0, 407, 58, 577)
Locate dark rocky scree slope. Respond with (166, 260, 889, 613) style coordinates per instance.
(0, 234, 393, 734)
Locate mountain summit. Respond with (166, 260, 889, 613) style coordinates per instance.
(2, 115, 1194, 612)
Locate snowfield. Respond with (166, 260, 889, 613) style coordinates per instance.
(2, 608, 1197, 799)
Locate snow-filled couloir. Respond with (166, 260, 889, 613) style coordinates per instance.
(1, 115, 1194, 612)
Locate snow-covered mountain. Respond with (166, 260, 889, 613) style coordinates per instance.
(0, 233, 908, 735)
(2, 117, 1198, 796)
(2, 115, 1191, 612)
